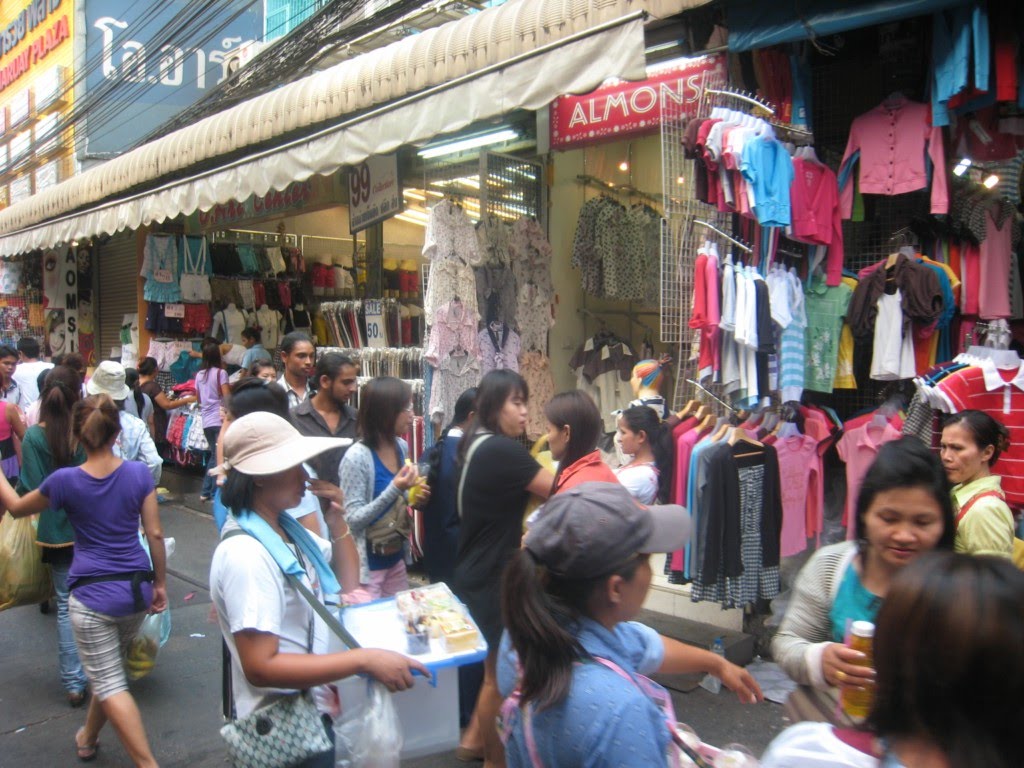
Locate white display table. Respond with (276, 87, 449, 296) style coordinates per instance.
(331, 593, 487, 759)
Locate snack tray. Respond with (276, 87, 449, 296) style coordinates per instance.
(339, 594, 488, 672)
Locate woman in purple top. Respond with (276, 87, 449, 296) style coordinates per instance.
(0, 394, 166, 767)
(195, 341, 230, 502)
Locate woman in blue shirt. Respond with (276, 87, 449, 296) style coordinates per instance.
(338, 377, 426, 603)
(499, 481, 762, 767)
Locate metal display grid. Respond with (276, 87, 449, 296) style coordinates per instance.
(801, 22, 931, 420)
(659, 20, 932, 419)
(659, 66, 728, 410)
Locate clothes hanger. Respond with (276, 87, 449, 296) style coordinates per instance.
(677, 399, 701, 420)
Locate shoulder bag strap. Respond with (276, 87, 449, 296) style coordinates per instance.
(182, 235, 196, 275)
(222, 529, 362, 650)
(220, 529, 361, 722)
(457, 432, 493, 520)
(955, 489, 1005, 527)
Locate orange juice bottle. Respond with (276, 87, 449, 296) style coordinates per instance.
(840, 621, 875, 719)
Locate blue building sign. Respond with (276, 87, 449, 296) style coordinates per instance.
(84, 0, 262, 156)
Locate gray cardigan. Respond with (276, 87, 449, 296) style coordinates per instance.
(770, 541, 857, 689)
(337, 439, 408, 584)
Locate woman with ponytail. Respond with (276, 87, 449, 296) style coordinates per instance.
(615, 405, 675, 504)
(940, 410, 1016, 557)
(499, 482, 761, 767)
(1, 395, 166, 766)
(18, 365, 88, 706)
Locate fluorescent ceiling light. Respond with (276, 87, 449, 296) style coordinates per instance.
(395, 213, 426, 227)
(419, 128, 518, 159)
(403, 189, 426, 201)
(983, 174, 1000, 189)
(645, 40, 681, 54)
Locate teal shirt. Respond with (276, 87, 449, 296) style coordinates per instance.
(18, 425, 86, 547)
(829, 560, 881, 642)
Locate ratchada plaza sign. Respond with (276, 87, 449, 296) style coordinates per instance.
(0, 0, 69, 92)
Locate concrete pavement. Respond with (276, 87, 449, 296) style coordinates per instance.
(0, 501, 787, 767)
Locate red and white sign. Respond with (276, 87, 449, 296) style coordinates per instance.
(549, 54, 726, 150)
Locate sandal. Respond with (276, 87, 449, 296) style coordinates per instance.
(75, 728, 99, 762)
(454, 745, 484, 762)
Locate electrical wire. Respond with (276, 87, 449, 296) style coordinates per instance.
(77, 0, 264, 153)
(66, 0, 257, 151)
(5, 0, 257, 177)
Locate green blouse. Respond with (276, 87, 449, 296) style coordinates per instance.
(17, 425, 85, 547)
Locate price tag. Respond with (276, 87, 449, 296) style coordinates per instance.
(364, 299, 386, 348)
(153, 268, 173, 283)
(164, 303, 185, 318)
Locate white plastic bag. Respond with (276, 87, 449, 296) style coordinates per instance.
(335, 679, 402, 768)
(126, 609, 170, 680)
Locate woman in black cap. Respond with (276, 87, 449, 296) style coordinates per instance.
(499, 481, 762, 767)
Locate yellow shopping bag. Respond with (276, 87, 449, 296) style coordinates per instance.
(0, 512, 51, 611)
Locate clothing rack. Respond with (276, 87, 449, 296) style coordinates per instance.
(317, 345, 423, 379)
(965, 320, 1011, 350)
(692, 219, 753, 253)
(686, 378, 736, 412)
(704, 87, 776, 115)
(705, 87, 814, 146)
(208, 229, 299, 246)
(578, 307, 658, 336)
(576, 174, 664, 206)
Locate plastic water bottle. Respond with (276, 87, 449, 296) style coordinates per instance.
(700, 637, 726, 694)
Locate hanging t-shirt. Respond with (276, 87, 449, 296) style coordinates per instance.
(804, 275, 853, 393)
(836, 421, 901, 537)
(141, 235, 182, 303)
(870, 290, 916, 381)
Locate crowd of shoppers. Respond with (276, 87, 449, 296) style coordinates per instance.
(4, 329, 1022, 768)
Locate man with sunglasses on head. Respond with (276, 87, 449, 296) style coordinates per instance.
(291, 352, 359, 487)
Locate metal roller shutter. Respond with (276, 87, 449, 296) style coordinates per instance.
(96, 231, 138, 363)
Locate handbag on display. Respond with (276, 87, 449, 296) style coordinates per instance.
(180, 236, 213, 303)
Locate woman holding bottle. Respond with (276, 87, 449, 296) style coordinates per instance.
(772, 438, 954, 692)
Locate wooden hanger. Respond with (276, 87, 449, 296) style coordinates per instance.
(710, 421, 731, 443)
(677, 399, 701, 420)
(730, 427, 764, 458)
(696, 411, 716, 434)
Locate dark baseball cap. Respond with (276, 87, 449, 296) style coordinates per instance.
(524, 481, 691, 579)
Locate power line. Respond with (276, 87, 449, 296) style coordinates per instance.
(70, 0, 256, 151)
(5, 0, 260, 178)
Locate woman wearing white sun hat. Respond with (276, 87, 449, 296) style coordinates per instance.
(209, 411, 429, 767)
(86, 361, 162, 484)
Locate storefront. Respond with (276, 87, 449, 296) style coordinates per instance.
(0, 0, 699, 470)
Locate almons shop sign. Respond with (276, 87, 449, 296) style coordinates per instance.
(549, 54, 726, 150)
(0, 0, 70, 92)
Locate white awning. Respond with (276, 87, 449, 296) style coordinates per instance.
(0, 0, 699, 257)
